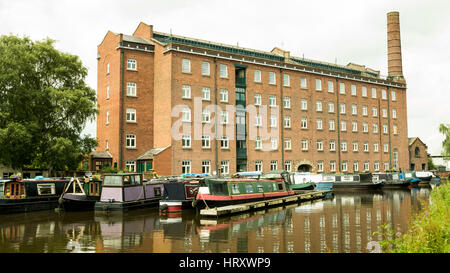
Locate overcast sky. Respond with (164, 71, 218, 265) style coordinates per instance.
(1, 0, 449, 155)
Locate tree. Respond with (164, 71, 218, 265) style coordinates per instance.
(439, 124, 450, 157)
(0, 35, 97, 174)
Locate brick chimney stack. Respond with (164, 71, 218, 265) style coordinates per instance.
(387, 11, 405, 82)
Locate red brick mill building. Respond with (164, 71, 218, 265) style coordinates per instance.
(94, 12, 408, 177)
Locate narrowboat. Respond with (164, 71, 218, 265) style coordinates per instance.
(0, 176, 68, 213)
(372, 172, 410, 188)
(403, 171, 421, 187)
(159, 177, 203, 213)
(316, 174, 335, 191)
(193, 170, 295, 209)
(329, 173, 384, 190)
(94, 173, 165, 211)
(290, 172, 318, 191)
(59, 176, 103, 210)
(233, 171, 262, 178)
(416, 171, 433, 185)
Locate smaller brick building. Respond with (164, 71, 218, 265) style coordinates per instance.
(408, 137, 428, 171)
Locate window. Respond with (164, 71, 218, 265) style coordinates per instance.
(384, 162, 389, 171)
(220, 89, 228, 102)
(363, 142, 369, 152)
(221, 136, 229, 149)
(363, 122, 368, 133)
(284, 116, 291, 128)
(270, 138, 278, 150)
(316, 119, 323, 130)
(182, 134, 191, 148)
(393, 149, 399, 169)
(328, 102, 335, 113)
(317, 161, 324, 172)
(126, 161, 136, 172)
(301, 99, 308, 110)
(352, 104, 357, 115)
(316, 101, 322, 112)
(373, 124, 378, 133)
(221, 161, 229, 175)
(202, 87, 210, 101)
(393, 125, 398, 135)
(106, 111, 110, 125)
(182, 59, 191, 73)
(374, 142, 379, 152)
(328, 80, 334, 93)
(341, 141, 347, 152)
(372, 87, 377, 98)
(182, 108, 191, 122)
(342, 161, 348, 172)
(362, 106, 368, 116)
(372, 107, 378, 117)
(381, 89, 387, 100)
(301, 139, 308, 151)
(106, 63, 110, 74)
(362, 86, 367, 97)
(254, 70, 261, 82)
(245, 184, 254, 193)
(382, 108, 388, 118)
(269, 72, 276, 84)
(126, 108, 136, 122)
(221, 111, 228, 124)
(284, 97, 291, 109)
(383, 124, 388, 134)
(392, 109, 397, 119)
(270, 114, 277, 128)
(254, 94, 261, 105)
(202, 160, 211, 174)
(255, 160, 262, 172)
(352, 141, 358, 152)
(340, 82, 345, 94)
(340, 103, 346, 114)
(352, 121, 358, 132)
(374, 161, 380, 171)
(182, 85, 191, 99)
(127, 59, 137, 70)
(316, 79, 322, 91)
(285, 161, 292, 172)
(384, 143, 389, 153)
(341, 120, 347, 132)
(351, 84, 357, 96)
(364, 161, 370, 172)
(37, 184, 56, 195)
(283, 74, 290, 87)
(300, 76, 307, 89)
(270, 160, 277, 171)
(202, 135, 211, 148)
(330, 161, 336, 172)
(126, 134, 136, 148)
(255, 114, 262, 127)
(269, 95, 276, 107)
(285, 138, 291, 150)
(255, 137, 262, 150)
(219, 64, 228, 78)
(317, 140, 323, 151)
(127, 82, 137, 96)
(301, 117, 308, 129)
(391, 91, 396, 101)
(201, 61, 210, 76)
(329, 140, 336, 151)
(329, 119, 335, 131)
(182, 160, 191, 174)
(202, 109, 211, 123)
(353, 161, 359, 172)
(105, 140, 109, 151)
(106, 86, 110, 99)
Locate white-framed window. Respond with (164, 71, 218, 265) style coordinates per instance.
(182, 59, 191, 73)
(364, 161, 370, 172)
(352, 141, 358, 152)
(317, 140, 323, 151)
(351, 84, 357, 96)
(391, 90, 396, 101)
(329, 140, 336, 151)
(269, 95, 276, 107)
(182, 134, 191, 148)
(221, 136, 229, 149)
(393, 125, 398, 135)
(340, 103, 346, 114)
(317, 119, 323, 130)
(126, 161, 136, 172)
(353, 161, 359, 172)
(255, 160, 262, 172)
(301, 99, 308, 110)
(372, 107, 378, 117)
(392, 109, 397, 119)
(328, 81, 334, 93)
(254, 70, 261, 83)
(342, 161, 348, 172)
(330, 161, 336, 172)
(254, 94, 261, 105)
(202, 135, 211, 148)
(127, 59, 137, 70)
(374, 161, 380, 171)
(363, 122, 368, 133)
(270, 114, 277, 128)
(383, 124, 388, 134)
(270, 138, 278, 150)
(373, 123, 378, 133)
(182, 107, 191, 122)
(285, 160, 292, 172)
(384, 162, 389, 171)
(202, 160, 211, 174)
(316, 100, 323, 112)
(106, 63, 110, 74)
(341, 141, 347, 152)
(300, 76, 307, 89)
(269, 72, 276, 84)
(352, 121, 358, 132)
(221, 111, 228, 124)
(382, 108, 388, 118)
(284, 116, 291, 128)
(284, 138, 291, 150)
(255, 137, 262, 150)
(381, 89, 387, 100)
(127, 82, 137, 97)
(341, 120, 347, 132)
(106, 111, 110, 125)
(219, 64, 228, 78)
(284, 97, 291, 109)
(220, 89, 228, 102)
(328, 102, 335, 113)
(362, 86, 367, 97)
(352, 104, 357, 115)
(105, 140, 109, 151)
(182, 85, 191, 99)
(362, 106, 368, 116)
(220, 160, 229, 175)
(384, 143, 389, 153)
(270, 160, 277, 171)
(201, 61, 210, 76)
(393, 149, 399, 169)
(371, 87, 377, 98)
(106, 86, 110, 100)
(126, 108, 136, 123)
(301, 117, 308, 129)
(340, 82, 345, 94)
(301, 139, 308, 151)
(364, 142, 369, 152)
(255, 114, 262, 127)
(316, 79, 322, 91)
(202, 87, 210, 101)
(182, 160, 191, 174)
(126, 134, 136, 148)
(317, 161, 324, 172)
(329, 119, 335, 131)
(202, 109, 211, 123)
(283, 74, 290, 87)
(374, 142, 379, 152)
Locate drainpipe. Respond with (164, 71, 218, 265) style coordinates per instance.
(280, 68, 285, 169)
(119, 47, 124, 170)
(378, 98, 382, 167)
(387, 87, 392, 169)
(214, 57, 219, 175)
(336, 78, 341, 172)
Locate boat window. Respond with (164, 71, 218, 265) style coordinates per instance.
(37, 184, 55, 195)
(353, 176, 359, 181)
(90, 182, 100, 196)
(209, 181, 228, 195)
(103, 176, 123, 186)
(277, 183, 284, 191)
(245, 184, 254, 193)
(123, 176, 132, 186)
(154, 187, 161, 197)
(0, 183, 3, 197)
(134, 175, 141, 185)
(231, 184, 240, 194)
(257, 184, 264, 193)
(272, 183, 277, 191)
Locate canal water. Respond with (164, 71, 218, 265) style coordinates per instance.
(0, 187, 433, 253)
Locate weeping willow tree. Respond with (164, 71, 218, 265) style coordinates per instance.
(439, 124, 450, 157)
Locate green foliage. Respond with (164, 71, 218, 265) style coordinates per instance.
(0, 35, 97, 172)
(440, 124, 450, 157)
(378, 182, 450, 253)
(428, 157, 437, 170)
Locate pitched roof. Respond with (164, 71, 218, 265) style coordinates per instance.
(137, 146, 170, 160)
(408, 137, 428, 148)
(90, 151, 113, 159)
(122, 34, 154, 45)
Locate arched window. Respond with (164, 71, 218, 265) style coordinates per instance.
(414, 147, 420, 157)
(393, 149, 399, 170)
